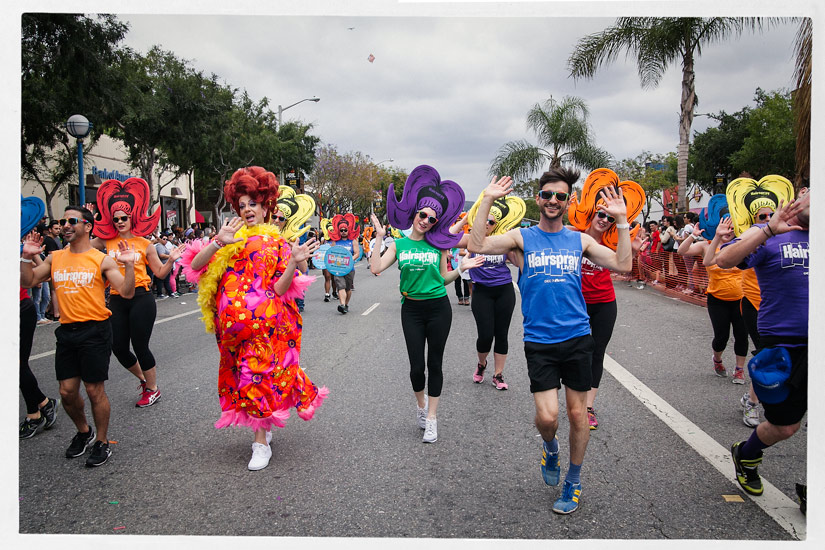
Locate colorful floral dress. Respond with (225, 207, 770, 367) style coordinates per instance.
(187, 224, 327, 431)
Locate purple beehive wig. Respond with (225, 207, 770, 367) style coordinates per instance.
(386, 165, 465, 249)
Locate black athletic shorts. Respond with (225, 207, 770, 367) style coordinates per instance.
(524, 334, 594, 393)
(761, 344, 807, 426)
(54, 319, 112, 383)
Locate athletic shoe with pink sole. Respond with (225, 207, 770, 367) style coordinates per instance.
(491, 373, 508, 390)
(473, 361, 486, 383)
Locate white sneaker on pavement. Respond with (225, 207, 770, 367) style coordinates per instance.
(423, 418, 437, 443)
(248, 442, 272, 471)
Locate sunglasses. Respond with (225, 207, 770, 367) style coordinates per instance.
(417, 211, 438, 224)
(538, 190, 570, 202)
(486, 219, 497, 226)
(596, 211, 616, 223)
(757, 212, 773, 221)
(59, 217, 87, 226)
(113, 215, 129, 223)
(273, 216, 287, 222)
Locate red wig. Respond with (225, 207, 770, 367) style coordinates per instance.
(224, 166, 280, 220)
(329, 213, 361, 241)
(92, 177, 161, 239)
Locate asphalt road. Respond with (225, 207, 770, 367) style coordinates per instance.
(17, 261, 808, 543)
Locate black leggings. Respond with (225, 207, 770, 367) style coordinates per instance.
(706, 293, 749, 357)
(401, 295, 452, 397)
(741, 296, 761, 352)
(109, 288, 157, 371)
(20, 298, 47, 414)
(453, 277, 469, 299)
(470, 282, 516, 355)
(586, 300, 617, 388)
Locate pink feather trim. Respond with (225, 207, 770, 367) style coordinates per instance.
(181, 239, 208, 283)
(296, 386, 330, 420)
(280, 273, 316, 303)
(213, 408, 290, 431)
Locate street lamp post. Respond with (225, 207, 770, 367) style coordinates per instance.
(65, 114, 93, 205)
(277, 97, 320, 185)
(371, 159, 394, 215)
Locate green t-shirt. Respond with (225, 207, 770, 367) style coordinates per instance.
(395, 237, 447, 301)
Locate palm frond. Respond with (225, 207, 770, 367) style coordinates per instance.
(489, 140, 549, 183)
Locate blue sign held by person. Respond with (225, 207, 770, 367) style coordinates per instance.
(325, 245, 354, 276)
(313, 243, 331, 270)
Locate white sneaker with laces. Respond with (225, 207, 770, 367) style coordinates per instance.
(740, 394, 761, 428)
(416, 396, 428, 429)
(423, 418, 437, 443)
(248, 442, 272, 471)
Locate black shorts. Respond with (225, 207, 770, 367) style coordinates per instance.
(524, 334, 594, 393)
(334, 271, 355, 291)
(54, 319, 113, 383)
(761, 344, 807, 426)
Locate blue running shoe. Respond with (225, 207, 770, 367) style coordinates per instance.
(541, 437, 560, 486)
(552, 480, 582, 514)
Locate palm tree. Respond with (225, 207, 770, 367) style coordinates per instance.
(568, 17, 777, 210)
(489, 95, 611, 184)
(793, 18, 811, 190)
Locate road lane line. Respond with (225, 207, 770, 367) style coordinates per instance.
(29, 308, 202, 361)
(362, 303, 380, 316)
(604, 355, 805, 540)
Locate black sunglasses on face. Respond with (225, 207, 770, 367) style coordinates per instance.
(59, 217, 87, 226)
(596, 211, 616, 223)
(274, 216, 287, 222)
(538, 190, 570, 202)
(757, 212, 773, 221)
(486, 219, 497, 226)
(113, 215, 129, 223)
(417, 211, 438, 224)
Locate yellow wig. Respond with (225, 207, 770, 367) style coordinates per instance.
(466, 192, 526, 235)
(276, 186, 315, 241)
(726, 175, 794, 236)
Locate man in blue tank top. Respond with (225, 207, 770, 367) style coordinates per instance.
(468, 167, 632, 514)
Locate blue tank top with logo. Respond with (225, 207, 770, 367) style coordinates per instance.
(335, 238, 354, 255)
(518, 225, 591, 344)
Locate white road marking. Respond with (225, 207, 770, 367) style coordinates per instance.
(29, 308, 202, 361)
(362, 303, 380, 316)
(604, 355, 806, 540)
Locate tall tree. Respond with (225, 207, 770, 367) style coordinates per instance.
(615, 151, 677, 223)
(792, 18, 811, 189)
(568, 17, 778, 211)
(489, 95, 611, 183)
(21, 13, 128, 218)
(688, 107, 751, 193)
(729, 89, 794, 179)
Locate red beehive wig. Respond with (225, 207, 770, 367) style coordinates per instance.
(224, 166, 280, 221)
(92, 177, 161, 240)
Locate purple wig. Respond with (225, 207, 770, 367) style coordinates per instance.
(386, 165, 465, 250)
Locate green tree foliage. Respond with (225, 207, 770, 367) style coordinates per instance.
(688, 108, 751, 193)
(615, 151, 677, 223)
(569, 17, 778, 211)
(22, 13, 128, 218)
(489, 95, 611, 184)
(730, 89, 794, 179)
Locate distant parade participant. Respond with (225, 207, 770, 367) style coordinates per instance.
(88, 178, 185, 408)
(273, 185, 315, 312)
(468, 169, 631, 514)
(19, 196, 59, 439)
(716, 189, 808, 498)
(370, 165, 482, 444)
(21, 205, 138, 467)
(329, 213, 362, 314)
(568, 169, 645, 430)
(462, 190, 527, 390)
(184, 166, 326, 471)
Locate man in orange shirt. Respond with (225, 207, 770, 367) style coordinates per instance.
(21, 205, 137, 467)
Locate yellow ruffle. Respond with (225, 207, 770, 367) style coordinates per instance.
(197, 224, 283, 334)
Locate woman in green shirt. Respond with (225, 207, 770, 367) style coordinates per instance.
(370, 210, 482, 443)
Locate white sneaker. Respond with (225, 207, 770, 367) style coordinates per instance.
(423, 418, 437, 443)
(266, 430, 272, 445)
(416, 396, 428, 429)
(740, 394, 761, 428)
(248, 442, 272, 471)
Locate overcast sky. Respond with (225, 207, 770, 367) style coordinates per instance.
(115, 9, 801, 199)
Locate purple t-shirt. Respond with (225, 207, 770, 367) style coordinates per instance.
(737, 228, 809, 340)
(468, 253, 512, 287)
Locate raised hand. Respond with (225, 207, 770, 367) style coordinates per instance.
(484, 176, 513, 201)
(115, 240, 136, 266)
(169, 243, 186, 262)
(216, 217, 245, 245)
(21, 231, 44, 259)
(632, 234, 649, 255)
(291, 237, 320, 263)
(771, 197, 807, 234)
(716, 217, 734, 240)
(370, 213, 386, 238)
(597, 186, 627, 222)
(459, 254, 486, 272)
(691, 222, 704, 238)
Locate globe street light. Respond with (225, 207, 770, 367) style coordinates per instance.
(277, 97, 320, 186)
(65, 114, 93, 205)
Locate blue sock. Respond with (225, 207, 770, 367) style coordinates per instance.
(565, 462, 582, 485)
(740, 430, 770, 460)
(543, 437, 559, 453)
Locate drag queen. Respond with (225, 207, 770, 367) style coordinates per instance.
(184, 166, 326, 471)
